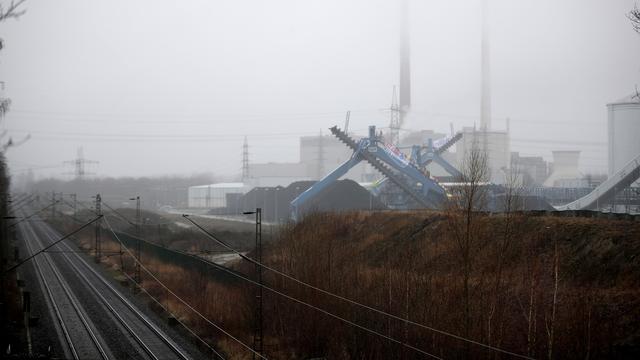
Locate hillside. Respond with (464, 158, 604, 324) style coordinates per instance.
(54, 209, 640, 359)
(254, 211, 640, 359)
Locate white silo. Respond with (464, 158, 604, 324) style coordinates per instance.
(607, 94, 640, 178)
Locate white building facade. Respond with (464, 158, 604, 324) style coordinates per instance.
(455, 127, 511, 184)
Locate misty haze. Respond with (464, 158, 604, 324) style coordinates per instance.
(1, 1, 639, 359)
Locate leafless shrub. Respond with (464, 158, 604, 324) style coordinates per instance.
(0, 0, 26, 22)
(630, 5, 640, 33)
(444, 141, 490, 349)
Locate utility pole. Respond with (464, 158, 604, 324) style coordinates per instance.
(317, 130, 325, 179)
(254, 207, 263, 360)
(51, 192, 56, 219)
(134, 196, 141, 285)
(94, 194, 101, 262)
(242, 136, 250, 181)
(244, 208, 263, 359)
(63, 147, 99, 180)
(389, 86, 401, 146)
(70, 193, 77, 222)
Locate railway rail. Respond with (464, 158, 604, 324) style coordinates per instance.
(20, 219, 110, 360)
(18, 211, 192, 360)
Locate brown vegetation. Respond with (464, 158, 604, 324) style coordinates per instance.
(54, 208, 640, 359)
(257, 211, 640, 359)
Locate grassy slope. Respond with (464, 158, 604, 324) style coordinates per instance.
(258, 211, 640, 359)
(53, 209, 640, 359)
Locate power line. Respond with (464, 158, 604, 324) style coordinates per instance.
(101, 201, 177, 226)
(107, 216, 442, 359)
(182, 215, 534, 360)
(118, 270, 225, 359)
(102, 217, 267, 360)
(8, 108, 383, 123)
(242, 136, 250, 181)
(7, 200, 60, 229)
(3, 215, 103, 275)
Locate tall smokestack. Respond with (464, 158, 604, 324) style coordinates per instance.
(399, 0, 411, 124)
(480, 0, 491, 130)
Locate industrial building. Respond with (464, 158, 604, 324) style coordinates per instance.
(511, 152, 548, 187)
(186, 0, 640, 216)
(544, 151, 586, 188)
(243, 133, 375, 188)
(455, 127, 511, 184)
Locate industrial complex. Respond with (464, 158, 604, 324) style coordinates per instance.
(187, 0, 640, 221)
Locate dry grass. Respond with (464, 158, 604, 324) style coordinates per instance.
(255, 211, 640, 359)
(51, 211, 640, 359)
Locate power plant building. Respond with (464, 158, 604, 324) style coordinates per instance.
(455, 127, 511, 184)
(544, 151, 586, 188)
(511, 152, 548, 186)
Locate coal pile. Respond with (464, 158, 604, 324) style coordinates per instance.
(296, 179, 387, 216)
(211, 180, 386, 222)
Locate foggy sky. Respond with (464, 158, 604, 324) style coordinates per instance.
(1, 0, 639, 180)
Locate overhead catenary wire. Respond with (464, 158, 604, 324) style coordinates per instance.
(118, 270, 225, 359)
(4, 215, 103, 275)
(101, 201, 179, 226)
(101, 216, 268, 360)
(8, 200, 61, 228)
(8, 194, 36, 212)
(101, 202, 136, 226)
(7, 107, 385, 124)
(104, 216, 442, 360)
(182, 215, 534, 360)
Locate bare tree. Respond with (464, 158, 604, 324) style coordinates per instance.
(0, 1, 28, 150)
(487, 162, 524, 346)
(444, 139, 489, 352)
(0, 0, 25, 22)
(544, 238, 560, 360)
(630, 5, 640, 33)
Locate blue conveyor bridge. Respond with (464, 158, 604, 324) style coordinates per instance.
(411, 133, 463, 178)
(290, 125, 447, 219)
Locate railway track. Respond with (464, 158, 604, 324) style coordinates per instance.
(20, 220, 110, 360)
(19, 213, 192, 360)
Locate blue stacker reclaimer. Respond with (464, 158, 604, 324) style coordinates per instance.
(371, 132, 464, 207)
(290, 125, 448, 220)
(410, 132, 463, 178)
